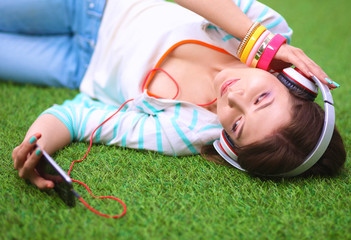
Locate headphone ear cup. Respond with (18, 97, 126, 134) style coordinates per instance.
(213, 130, 246, 172)
(220, 130, 239, 161)
(277, 68, 318, 101)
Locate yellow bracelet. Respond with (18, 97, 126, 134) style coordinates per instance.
(250, 32, 275, 68)
(240, 25, 267, 64)
(237, 22, 260, 57)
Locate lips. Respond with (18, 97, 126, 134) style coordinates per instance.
(220, 79, 240, 97)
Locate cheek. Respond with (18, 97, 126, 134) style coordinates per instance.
(216, 104, 228, 126)
(216, 104, 236, 130)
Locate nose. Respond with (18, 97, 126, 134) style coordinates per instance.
(227, 88, 246, 110)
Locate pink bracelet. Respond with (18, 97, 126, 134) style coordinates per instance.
(246, 30, 270, 67)
(256, 34, 287, 71)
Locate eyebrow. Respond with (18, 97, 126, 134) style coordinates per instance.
(237, 97, 275, 140)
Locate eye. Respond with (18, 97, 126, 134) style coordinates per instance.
(232, 117, 241, 132)
(255, 92, 268, 104)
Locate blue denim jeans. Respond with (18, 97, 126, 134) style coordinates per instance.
(0, 0, 106, 88)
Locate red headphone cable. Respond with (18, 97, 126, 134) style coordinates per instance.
(67, 67, 216, 218)
(144, 68, 217, 106)
(67, 98, 134, 218)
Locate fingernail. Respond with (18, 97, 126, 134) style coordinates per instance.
(35, 149, 42, 156)
(29, 136, 37, 144)
(325, 77, 333, 84)
(332, 81, 340, 88)
(35, 133, 42, 139)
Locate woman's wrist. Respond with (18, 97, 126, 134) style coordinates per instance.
(237, 22, 261, 57)
(256, 34, 287, 70)
(247, 30, 271, 67)
(237, 23, 287, 71)
(25, 114, 71, 155)
(240, 25, 267, 63)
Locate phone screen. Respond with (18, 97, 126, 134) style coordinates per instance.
(35, 147, 76, 207)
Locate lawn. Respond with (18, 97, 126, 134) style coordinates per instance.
(1, 0, 350, 239)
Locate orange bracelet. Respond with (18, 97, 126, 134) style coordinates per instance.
(240, 25, 267, 63)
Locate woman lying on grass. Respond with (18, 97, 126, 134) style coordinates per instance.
(5, 0, 346, 189)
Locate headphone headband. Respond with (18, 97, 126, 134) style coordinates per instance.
(213, 67, 335, 177)
(277, 75, 335, 177)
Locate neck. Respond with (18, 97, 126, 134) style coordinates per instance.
(146, 42, 245, 113)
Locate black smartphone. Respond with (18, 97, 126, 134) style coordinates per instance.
(35, 146, 76, 207)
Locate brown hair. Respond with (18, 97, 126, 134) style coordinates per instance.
(201, 96, 346, 177)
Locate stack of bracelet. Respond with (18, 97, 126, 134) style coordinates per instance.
(237, 22, 287, 71)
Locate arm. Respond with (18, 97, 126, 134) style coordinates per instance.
(173, 0, 252, 40)
(12, 92, 221, 189)
(24, 114, 71, 154)
(49, 93, 222, 156)
(174, 0, 336, 88)
(32, 93, 221, 156)
(12, 114, 71, 189)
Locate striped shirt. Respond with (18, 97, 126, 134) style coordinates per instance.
(42, 0, 293, 156)
(42, 92, 222, 156)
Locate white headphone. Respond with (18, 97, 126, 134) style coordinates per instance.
(213, 67, 335, 177)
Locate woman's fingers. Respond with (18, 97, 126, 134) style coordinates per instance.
(292, 47, 330, 82)
(274, 44, 339, 89)
(12, 133, 41, 170)
(29, 172, 55, 190)
(12, 133, 41, 175)
(18, 146, 42, 179)
(13, 133, 40, 169)
(13, 133, 55, 189)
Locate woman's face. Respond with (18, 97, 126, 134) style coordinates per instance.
(215, 68, 292, 147)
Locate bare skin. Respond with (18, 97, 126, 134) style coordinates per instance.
(214, 68, 292, 146)
(148, 42, 292, 147)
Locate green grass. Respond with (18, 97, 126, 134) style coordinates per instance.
(1, 0, 351, 239)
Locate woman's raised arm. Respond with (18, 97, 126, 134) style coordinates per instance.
(173, 0, 252, 40)
(173, 0, 338, 88)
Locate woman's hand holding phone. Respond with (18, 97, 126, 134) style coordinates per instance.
(12, 133, 55, 190)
